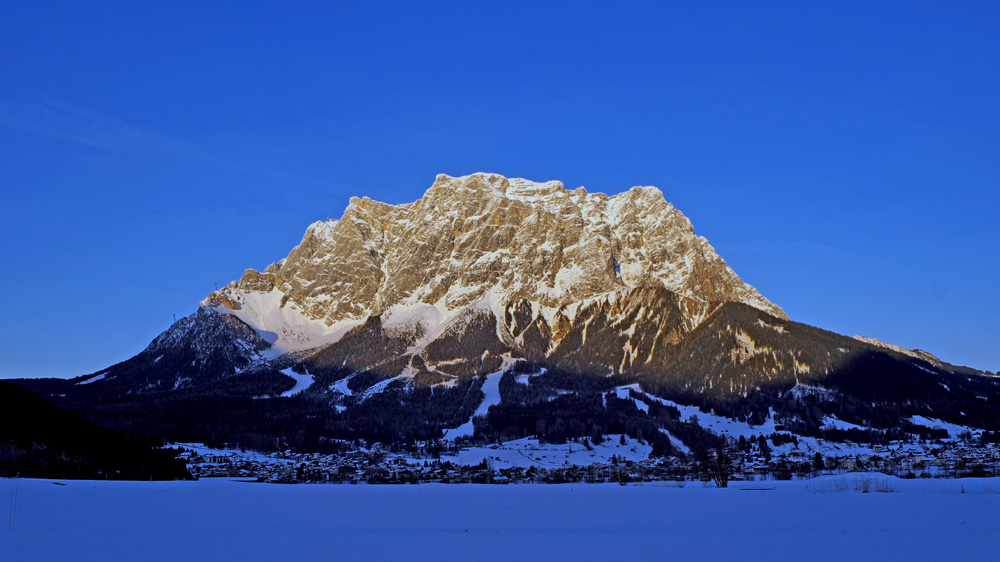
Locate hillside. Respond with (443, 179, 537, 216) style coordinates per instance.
(0, 379, 190, 480)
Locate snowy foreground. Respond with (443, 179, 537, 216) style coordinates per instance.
(3, 475, 999, 562)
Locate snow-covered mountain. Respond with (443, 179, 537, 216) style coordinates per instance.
(29, 173, 998, 455)
(205, 172, 783, 351)
(191, 173, 784, 381)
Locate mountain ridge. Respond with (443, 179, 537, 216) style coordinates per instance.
(202, 173, 785, 361)
(17, 172, 998, 458)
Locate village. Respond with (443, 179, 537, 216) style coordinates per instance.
(175, 433, 1000, 485)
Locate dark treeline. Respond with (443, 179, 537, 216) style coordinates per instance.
(639, 302, 1000, 434)
(42, 371, 484, 453)
(641, 352, 1000, 439)
(0, 379, 190, 480)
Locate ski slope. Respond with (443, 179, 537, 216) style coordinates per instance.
(279, 368, 315, 397)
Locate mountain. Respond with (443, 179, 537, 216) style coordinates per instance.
(19, 173, 999, 456)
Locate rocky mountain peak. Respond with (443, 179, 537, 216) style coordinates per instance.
(202, 173, 785, 355)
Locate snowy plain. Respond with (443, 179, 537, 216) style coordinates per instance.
(3, 475, 999, 562)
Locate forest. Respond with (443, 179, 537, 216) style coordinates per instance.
(0, 379, 190, 480)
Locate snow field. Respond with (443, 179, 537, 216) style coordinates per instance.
(279, 368, 314, 397)
(212, 288, 358, 353)
(615, 384, 778, 439)
(2, 476, 999, 562)
(420, 435, 652, 468)
(443, 358, 516, 440)
(615, 385, 891, 458)
(908, 415, 979, 438)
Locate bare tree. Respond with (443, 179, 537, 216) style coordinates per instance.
(703, 447, 735, 488)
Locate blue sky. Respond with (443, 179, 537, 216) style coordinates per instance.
(1, 1, 997, 377)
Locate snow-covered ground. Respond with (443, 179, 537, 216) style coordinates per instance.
(615, 384, 778, 438)
(409, 435, 651, 468)
(615, 385, 885, 457)
(174, 443, 286, 465)
(443, 358, 516, 440)
(822, 415, 867, 431)
(3, 476, 999, 562)
(279, 368, 314, 397)
(909, 415, 979, 439)
(208, 287, 359, 355)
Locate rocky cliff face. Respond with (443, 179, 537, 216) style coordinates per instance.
(201, 173, 784, 371)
